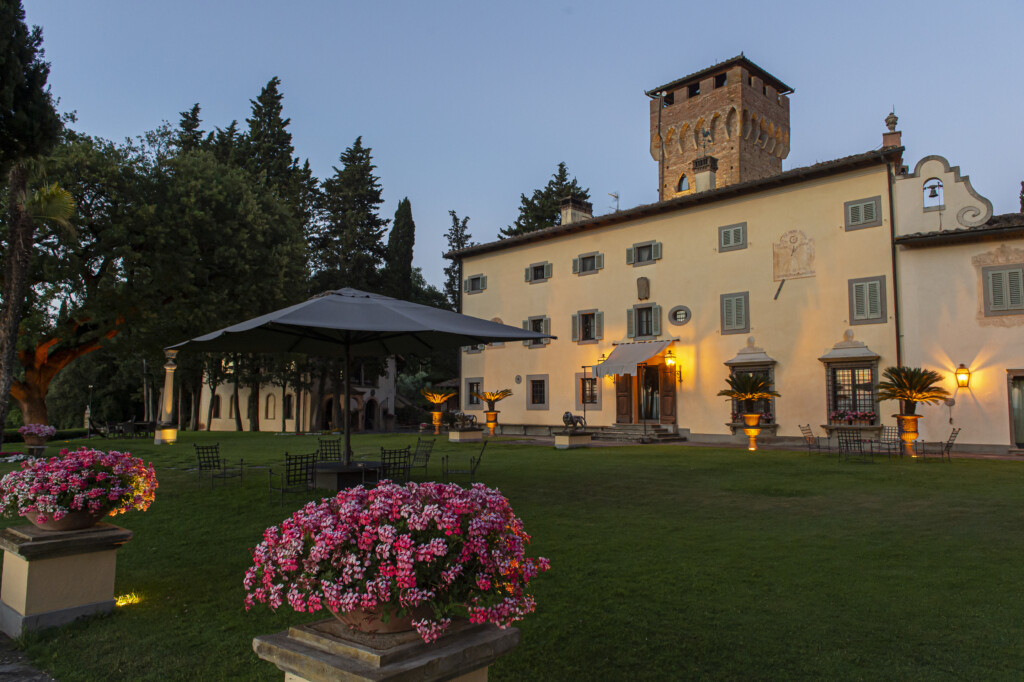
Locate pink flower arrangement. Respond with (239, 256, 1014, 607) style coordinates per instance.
(18, 423, 56, 439)
(0, 448, 158, 523)
(244, 481, 550, 644)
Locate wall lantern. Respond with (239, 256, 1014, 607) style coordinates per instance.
(954, 363, 971, 388)
(664, 350, 682, 382)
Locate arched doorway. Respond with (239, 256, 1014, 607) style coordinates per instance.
(322, 398, 334, 431)
(364, 399, 377, 431)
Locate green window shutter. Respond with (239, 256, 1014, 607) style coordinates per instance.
(652, 242, 663, 260)
(572, 257, 580, 274)
(852, 282, 868, 319)
(595, 311, 604, 339)
(542, 317, 551, 344)
(723, 297, 734, 329)
(626, 247, 635, 264)
(849, 203, 862, 225)
(571, 314, 579, 341)
(463, 278, 469, 292)
(866, 280, 881, 319)
(524, 267, 532, 282)
(735, 295, 746, 330)
(862, 200, 877, 224)
(480, 275, 487, 290)
(721, 229, 732, 248)
(595, 253, 604, 270)
(522, 320, 531, 346)
(651, 304, 662, 336)
(626, 308, 636, 338)
(1009, 268, 1024, 309)
(732, 226, 743, 245)
(544, 262, 553, 279)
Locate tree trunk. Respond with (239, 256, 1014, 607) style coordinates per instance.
(280, 377, 288, 433)
(332, 371, 343, 430)
(249, 381, 260, 432)
(232, 372, 243, 431)
(0, 163, 36, 449)
(311, 370, 326, 430)
(205, 390, 214, 431)
(190, 386, 199, 431)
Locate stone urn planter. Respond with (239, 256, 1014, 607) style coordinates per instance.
(895, 414, 922, 457)
(484, 410, 500, 436)
(23, 509, 105, 532)
(876, 366, 952, 458)
(430, 411, 443, 435)
(742, 413, 762, 451)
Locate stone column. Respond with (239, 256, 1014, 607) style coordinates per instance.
(154, 349, 178, 445)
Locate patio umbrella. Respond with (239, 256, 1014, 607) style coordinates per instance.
(168, 288, 553, 460)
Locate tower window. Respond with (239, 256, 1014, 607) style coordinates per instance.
(676, 174, 689, 192)
(688, 83, 700, 98)
(714, 74, 727, 88)
(923, 178, 944, 209)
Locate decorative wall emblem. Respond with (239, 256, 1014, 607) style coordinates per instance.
(773, 230, 815, 281)
(637, 277, 650, 300)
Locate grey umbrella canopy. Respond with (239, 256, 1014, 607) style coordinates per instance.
(168, 288, 553, 459)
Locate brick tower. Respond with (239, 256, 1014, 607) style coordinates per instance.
(647, 55, 793, 200)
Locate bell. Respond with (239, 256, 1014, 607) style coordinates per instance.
(927, 185, 939, 198)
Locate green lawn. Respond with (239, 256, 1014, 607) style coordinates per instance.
(5, 432, 1024, 680)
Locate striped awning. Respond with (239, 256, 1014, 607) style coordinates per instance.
(593, 341, 672, 378)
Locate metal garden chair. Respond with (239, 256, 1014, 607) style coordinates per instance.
(915, 427, 960, 462)
(318, 437, 344, 462)
(193, 442, 244, 487)
(363, 446, 411, 486)
(836, 428, 870, 463)
(442, 441, 487, 483)
(799, 424, 832, 456)
(268, 452, 316, 504)
(408, 438, 435, 479)
(869, 425, 902, 460)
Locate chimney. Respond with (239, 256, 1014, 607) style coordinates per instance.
(560, 196, 593, 225)
(882, 112, 902, 149)
(692, 155, 718, 192)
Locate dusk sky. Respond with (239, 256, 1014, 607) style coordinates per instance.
(24, 0, 1024, 288)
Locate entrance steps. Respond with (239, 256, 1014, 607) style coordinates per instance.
(591, 424, 688, 444)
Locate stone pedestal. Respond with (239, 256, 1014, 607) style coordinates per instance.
(314, 462, 381, 491)
(254, 617, 519, 682)
(449, 430, 483, 443)
(554, 432, 592, 449)
(0, 522, 133, 637)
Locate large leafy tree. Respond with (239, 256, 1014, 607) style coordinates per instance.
(442, 210, 472, 312)
(311, 137, 388, 292)
(384, 197, 415, 300)
(0, 0, 62, 441)
(499, 162, 590, 239)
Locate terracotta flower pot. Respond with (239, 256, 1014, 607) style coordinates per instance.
(329, 604, 432, 635)
(22, 435, 49, 447)
(24, 509, 105, 532)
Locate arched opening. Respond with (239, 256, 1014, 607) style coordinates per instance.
(923, 178, 944, 208)
(676, 174, 689, 192)
(265, 394, 276, 420)
(364, 399, 378, 431)
(211, 394, 221, 419)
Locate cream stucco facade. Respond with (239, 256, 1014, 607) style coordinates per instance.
(459, 158, 902, 442)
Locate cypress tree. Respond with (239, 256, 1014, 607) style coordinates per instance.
(175, 103, 203, 152)
(499, 162, 590, 239)
(314, 137, 388, 292)
(244, 76, 297, 192)
(384, 197, 415, 300)
(442, 210, 472, 312)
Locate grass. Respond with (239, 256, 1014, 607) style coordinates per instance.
(4, 431, 1024, 680)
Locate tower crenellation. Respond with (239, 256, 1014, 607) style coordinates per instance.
(648, 56, 792, 200)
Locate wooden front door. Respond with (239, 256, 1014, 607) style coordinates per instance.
(615, 375, 632, 424)
(660, 364, 677, 425)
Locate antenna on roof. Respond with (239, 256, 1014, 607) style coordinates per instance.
(608, 192, 619, 212)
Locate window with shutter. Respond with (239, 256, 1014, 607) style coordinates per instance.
(527, 262, 551, 283)
(718, 223, 748, 252)
(848, 276, 886, 325)
(844, 196, 883, 230)
(984, 265, 1024, 315)
(571, 313, 580, 341)
(572, 257, 580, 274)
(465, 274, 486, 294)
(575, 309, 600, 343)
(576, 252, 601, 275)
(626, 308, 636, 338)
(631, 241, 658, 265)
(721, 292, 750, 334)
(626, 247, 635, 264)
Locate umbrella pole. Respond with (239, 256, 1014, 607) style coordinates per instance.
(343, 342, 352, 464)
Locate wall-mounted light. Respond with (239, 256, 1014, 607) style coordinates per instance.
(955, 363, 971, 388)
(664, 349, 682, 382)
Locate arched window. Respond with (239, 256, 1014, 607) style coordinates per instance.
(676, 174, 689, 192)
(265, 394, 276, 420)
(211, 394, 221, 419)
(923, 178, 943, 208)
(228, 395, 236, 419)
(283, 394, 294, 420)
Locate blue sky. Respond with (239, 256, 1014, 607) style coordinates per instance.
(24, 0, 1024, 288)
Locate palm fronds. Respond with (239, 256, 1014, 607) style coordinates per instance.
(875, 366, 951, 415)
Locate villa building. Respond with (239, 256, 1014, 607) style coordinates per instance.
(453, 55, 1024, 453)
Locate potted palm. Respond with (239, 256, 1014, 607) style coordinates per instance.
(420, 388, 456, 435)
(472, 389, 513, 435)
(717, 372, 781, 451)
(875, 366, 951, 456)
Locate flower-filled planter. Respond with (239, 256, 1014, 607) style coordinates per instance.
(17, 423, 56, 448)
(0, 448, 158, 531)
(244, 481, 550, 644)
